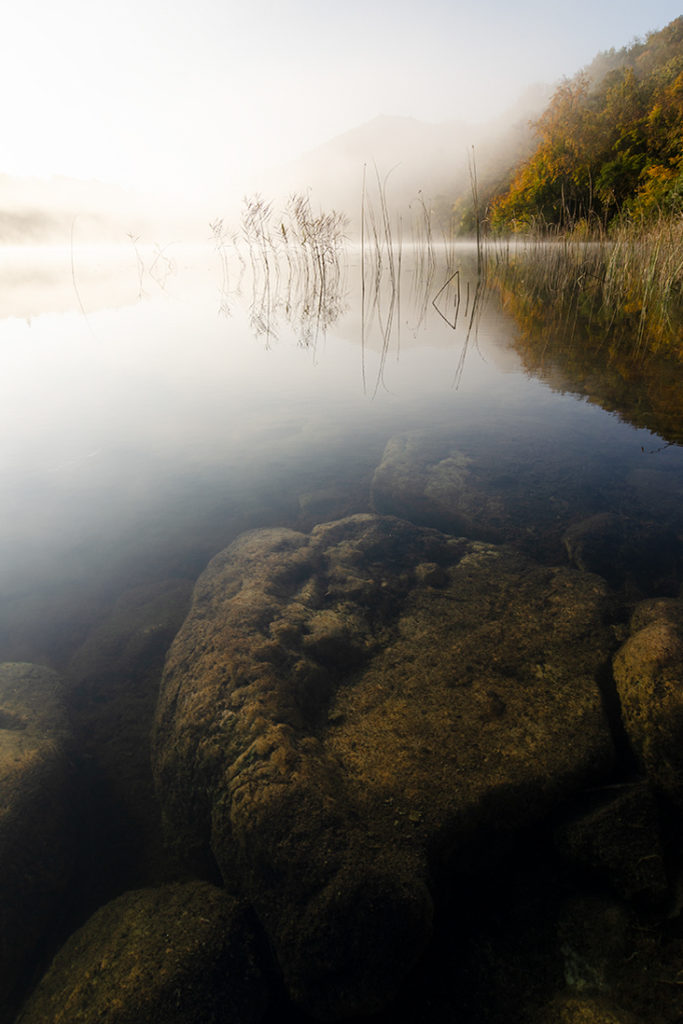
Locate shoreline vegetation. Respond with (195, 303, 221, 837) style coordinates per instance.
(484, 18, 683, 233)
(488, 216, 683, 361)
(489, 225, 683, 446)
(471, 17, 683, 365)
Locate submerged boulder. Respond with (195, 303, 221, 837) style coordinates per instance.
(562, 513, 682, 598)
(533, 994, 639, 1024)
(612, 596, 683, 804)
(153, 514, 616, 1020)
(370, 433, 511, 542)
(369, 431, 600, 562)
(554, 781, 668, 907)
(17, 881, 267, 1024)
(0, 662, 74, 1015)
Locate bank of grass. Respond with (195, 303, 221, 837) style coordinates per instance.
(490, 215, 683, 361)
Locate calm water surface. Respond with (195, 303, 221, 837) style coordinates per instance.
(1, 241, 682, 666)
(3, 240, 683, 1022)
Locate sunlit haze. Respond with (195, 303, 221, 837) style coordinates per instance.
(3, 0, 682, 211)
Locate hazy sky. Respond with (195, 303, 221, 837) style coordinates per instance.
(3, 0, 681, 206)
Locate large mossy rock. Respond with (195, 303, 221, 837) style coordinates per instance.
(153, 514, 616, 1020)
(16, 881, 267, 1024)
(612, 596, 683, 804)
(0, 662, 74, 1016)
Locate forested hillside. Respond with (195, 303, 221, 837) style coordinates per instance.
(488, 17, 683, 231)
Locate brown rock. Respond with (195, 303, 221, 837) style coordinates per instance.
(554, 782, 668, 907)
(153, 514, 616, 1020)
(0, 662, 74, 1015)
(612, 597, 683, 803)
(16, 881, 267, 1024)
(533, 994, 638, 1024)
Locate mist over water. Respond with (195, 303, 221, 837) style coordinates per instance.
(2, 3, 682, 1017)
(1, 239, 680, 669)
(1, 230, 683, 1024)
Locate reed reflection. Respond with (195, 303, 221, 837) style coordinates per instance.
(212, 193, 348, 349)
(360, 168, 491, 395)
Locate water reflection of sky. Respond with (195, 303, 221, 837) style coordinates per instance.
(0, 245, 529, 473)
(1, 244, 682, 664)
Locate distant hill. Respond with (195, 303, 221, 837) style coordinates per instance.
(250, 85, 550, 235)
(0, 84, 551, 245)
(257, 114, 474, 221)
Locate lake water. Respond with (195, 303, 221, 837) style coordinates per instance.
(3, 240, 681, 670)
(3, 239, 683, 1021)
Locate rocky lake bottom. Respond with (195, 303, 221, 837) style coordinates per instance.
(1, 244, 683, 1023)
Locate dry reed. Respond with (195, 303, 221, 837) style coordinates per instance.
(490, 215, 683, 358)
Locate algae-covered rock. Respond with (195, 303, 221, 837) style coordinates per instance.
(0, 662, 74, 1014)
(533, 994, 639, 1023)
(370, 431, 598, 560)
(612, 597, 683, 804)
(554, 782, 668, 907)
(562, 512, 681, 597)
(16, 881, 267, 1024)
(370, 433, 510, 541)
(153, 514, 616, 1020)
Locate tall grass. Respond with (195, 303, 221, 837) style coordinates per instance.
(360, 165, 401, 394)
(490, 215, 683, 359)
(214, 193, 348, 347)
(359, 168, 490, 395)
(468, 147, 486, 278)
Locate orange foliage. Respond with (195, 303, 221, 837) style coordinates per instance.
(490, 18, 683, 232)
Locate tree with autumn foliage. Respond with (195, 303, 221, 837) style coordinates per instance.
(489, 17, 683, 232)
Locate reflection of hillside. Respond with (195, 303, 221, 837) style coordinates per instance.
(498, 283, 683, 445)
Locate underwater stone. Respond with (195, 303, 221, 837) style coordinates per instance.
(17, 881, 267, 1024)
(0, 662, 74, 1017)
(371, 432, 506, 540)
(370, 430, 590, 562)
(563, 512, 682, 598)
(554, 781, 668, 907)
(532, 993, 639, 1023)
(613, 596, 683, 804)
(153, 513, 616, 1020)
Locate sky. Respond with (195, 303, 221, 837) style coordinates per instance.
(2, 0, 681, 208)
